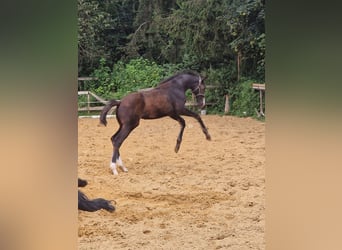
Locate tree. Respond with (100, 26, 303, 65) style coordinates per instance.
(223, 0, 265, 81)
(125, 0, 177, 61)
(78, 0, 112, 75)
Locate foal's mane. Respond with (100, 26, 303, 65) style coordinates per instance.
(158, 70, 200, 86)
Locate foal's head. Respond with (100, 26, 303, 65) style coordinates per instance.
(192, 75, 206, 109)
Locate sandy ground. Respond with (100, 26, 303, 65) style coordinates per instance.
(78, 115, 265, 250)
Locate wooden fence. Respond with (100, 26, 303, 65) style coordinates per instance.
(252, 83, 265, 117)
(78, 77, 111, 114)
(78, 91, 109, 113)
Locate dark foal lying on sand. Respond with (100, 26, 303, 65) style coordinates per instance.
(78, 178, 115, 212)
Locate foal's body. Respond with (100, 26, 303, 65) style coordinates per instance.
(100, 71, 211, 175)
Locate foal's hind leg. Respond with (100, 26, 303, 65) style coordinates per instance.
(109, 130, 121, 175)
(110, 149, 128, 175)
(170, 115, 186, 153)
(181, 109, 211, 140)
(110, 124, 136, 175)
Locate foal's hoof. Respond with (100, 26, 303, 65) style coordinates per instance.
(206, 134, 211, 141)
(110, 163, 119, 175)
(120, 166, 128, 172)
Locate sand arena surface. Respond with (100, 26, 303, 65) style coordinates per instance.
(78, 115, 265, 249)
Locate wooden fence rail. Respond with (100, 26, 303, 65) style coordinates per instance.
(78, 91, 110, 113)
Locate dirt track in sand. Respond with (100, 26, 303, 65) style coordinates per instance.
(78, 115, 265, 250)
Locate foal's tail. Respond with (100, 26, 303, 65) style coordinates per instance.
(100, 99, 121, 126)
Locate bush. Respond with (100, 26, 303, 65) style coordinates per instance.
(89, 58, 115, 99)
(111, 58, 167, 99)
(230, 79, 260, 117)
(110, 58, 198, 100)
(203, 66, 237, 114)
(87, 57, 171, 100)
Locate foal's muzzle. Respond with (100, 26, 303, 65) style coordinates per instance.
(196, 95, 206, 109)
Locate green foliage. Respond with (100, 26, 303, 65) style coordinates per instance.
(111, 58, 167, 98)
(78, 0, 265, 80)
(88, 58, 114, 99)
(77, 95, 88, 109)
(230, 79, 260, 117)
(78, 0, 113, 75)
(203, 66, 234, 114)
(223, 0, 265, 81)
(83, 57, 177, 99)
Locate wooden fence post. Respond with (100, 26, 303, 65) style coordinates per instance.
(224, 94, 230, 114)
(87, 91, 90, 114)
(259, 89, 264, 116)
(252, 83, 265, 117)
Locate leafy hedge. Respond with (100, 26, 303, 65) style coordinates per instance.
(111, 58, 170, 99)
(88, 57, 180, 99)
(230, 79, 260, 117)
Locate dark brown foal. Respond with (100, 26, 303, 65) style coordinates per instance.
(100, 71, 211, 175)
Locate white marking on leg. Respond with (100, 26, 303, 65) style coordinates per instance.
(110, 162, 119, 175)
(116, 156, 128, 172)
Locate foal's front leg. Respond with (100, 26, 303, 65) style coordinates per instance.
(181, 109, 211, 140)
(170, 115, 186, 153)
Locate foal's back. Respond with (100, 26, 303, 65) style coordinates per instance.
(118, 86, 185, 120)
